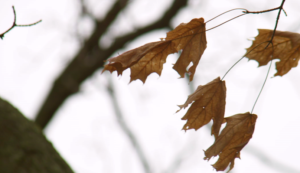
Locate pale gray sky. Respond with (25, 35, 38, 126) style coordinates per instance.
(1, 0, 300, 172)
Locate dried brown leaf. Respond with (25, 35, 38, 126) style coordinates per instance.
(168, 18, 207, 81)
(102, 17, 207, 83)
(102, 41, 176, 83)
(246, 29, 300, 76)
(204, 112, 257, 172)
(177, 77, 226, 139)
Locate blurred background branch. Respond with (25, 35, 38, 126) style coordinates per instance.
(34, 0, 188, 129)
(1, 0, 300, 172)
(105, 75, 151, 173)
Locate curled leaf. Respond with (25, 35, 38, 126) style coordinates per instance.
(168, 18, 207, 81)
(177, 77, 226, 139)
(204, 112, 257, 172)
(246, 29, 300, 76)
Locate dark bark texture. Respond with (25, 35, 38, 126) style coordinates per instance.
(0, 98, 73, 173)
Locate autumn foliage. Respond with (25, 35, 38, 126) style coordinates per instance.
(103, 2, 296, 171)
(103, 18, 206, 83)
(177, 77, 226, 139)
(204, 113, 257, 172)
(246, 29, 300, 76)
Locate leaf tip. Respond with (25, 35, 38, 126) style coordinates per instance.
(176, 105, 184, 112)
(203, 150, 210, 161)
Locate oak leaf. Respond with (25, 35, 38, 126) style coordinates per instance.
(177, 77, 226, 139)
(246, 29, 300, 76)
(204, 112, 257, 172)
(102, 18, 207, 83)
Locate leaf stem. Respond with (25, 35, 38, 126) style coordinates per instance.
(205, 0, 286, 33)
(251, 60, 272, 114)
(222, 41, 269, 80)
(205, 13, 246, 32)
(251, 0, 286, 113)
(205, 8, 247, 23)
(221, 56, 244, 80)
(167, 0, 287, 45)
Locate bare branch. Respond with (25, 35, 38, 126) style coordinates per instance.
(242, 6, 280, 14)
(241, 0, 286, 48)
(0, 6, 41, 40)
(34, 0, 188, 129)
(265, 0, 286, 48)
(34, 0, 130, 129)
(204, 0, 286, 35)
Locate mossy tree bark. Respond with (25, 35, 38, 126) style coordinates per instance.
(0, 98, 73, 173)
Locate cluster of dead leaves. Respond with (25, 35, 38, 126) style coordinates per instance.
(174, 28, 300, 172)
(103, 16, 300, 172)
(102, 18, 206, 83)
(102, 17, 258, 172)
(177, 77, 257, 172)
(246, 29, 300, 76)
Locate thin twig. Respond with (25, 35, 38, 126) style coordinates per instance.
(106, 76, 151, 173)
(0, 6, 42, 39)
(243, 7, 280, 14)
(240, 0, 286, 49)
(251, 59, 272, 114)
(205, 8, 247, 23)
(205, 0, 286, 33)
(163, 2, 286, 41)
(222, 41, 269, 80)
(221, 56, 244, 80)
(263, 0, 286, 48)
(251, 42, 274, 114)
(205, 13, 246, 32)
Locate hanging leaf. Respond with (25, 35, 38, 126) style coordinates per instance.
(177, 77, 226, 139)
(246, 29, 300, 76)
(102, 18, 207, 83)
(204, 112, 257, 172)
(102, 41, 176, 83)
(168, 18, 207, 81)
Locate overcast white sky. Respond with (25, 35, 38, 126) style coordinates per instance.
(1, 0, 300, 173)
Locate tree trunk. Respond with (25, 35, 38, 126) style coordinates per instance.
(0, 98, 73, 173)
